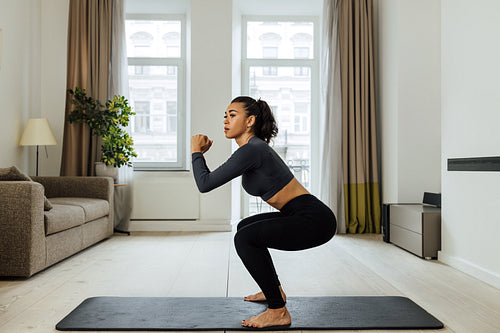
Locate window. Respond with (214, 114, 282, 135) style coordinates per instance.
(294, 66, 310, 76)
(262, 46, 278, 58)
(294, 102, 309, 133)
(126, 15, 186, 170)
(263, 66, 278, 76)
(294, 47, 310, 59)
(243, 17, 318, 216)
(134, 101, 151, 134)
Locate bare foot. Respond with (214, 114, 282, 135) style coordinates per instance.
(244, 286, 287, 303)
(241, 306, 291, 328)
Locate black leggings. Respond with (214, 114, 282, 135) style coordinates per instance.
(234, 194, 337, 309)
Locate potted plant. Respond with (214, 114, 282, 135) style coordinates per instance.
(67, 87, 137, 179)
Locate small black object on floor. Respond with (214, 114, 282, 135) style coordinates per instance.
(56, 296, 444, 331)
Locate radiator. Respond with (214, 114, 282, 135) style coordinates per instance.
(131, 171, 200, 220)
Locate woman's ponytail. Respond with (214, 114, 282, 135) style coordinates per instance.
(231, 96, 278, 144)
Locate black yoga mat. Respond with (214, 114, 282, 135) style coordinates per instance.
(56, 296, 444, 331)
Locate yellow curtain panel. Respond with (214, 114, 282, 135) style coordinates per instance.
(339, 0, 380, 233)
(344, 183, 380, 233)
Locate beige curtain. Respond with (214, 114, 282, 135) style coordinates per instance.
(320, 0, 346, 233)
(60, 0, 113, 176)
(339, 0, 381, 233)
(60, 0, 89, 176)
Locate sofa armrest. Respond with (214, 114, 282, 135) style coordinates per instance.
(0, 181, 46, 277)
(31, 176, 114, 202)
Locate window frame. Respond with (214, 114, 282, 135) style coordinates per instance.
(241, 15, 320, 217)
(126, 14, 187, 171)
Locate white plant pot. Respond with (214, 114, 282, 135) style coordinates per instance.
(95, 162, 119, 182)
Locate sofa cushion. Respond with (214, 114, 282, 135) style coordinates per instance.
(49, 197, 110, 223)
(44, 204, 85, 235)
(0, 166, 53, 211)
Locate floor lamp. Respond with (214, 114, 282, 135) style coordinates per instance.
(19, 118, 57, 176)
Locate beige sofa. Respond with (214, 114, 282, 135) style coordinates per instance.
(0, 176, 114, 278)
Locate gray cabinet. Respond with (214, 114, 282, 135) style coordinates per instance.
(390, 205, 441, 259)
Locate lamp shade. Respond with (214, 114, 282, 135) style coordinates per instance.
(19, 118, 57, 146)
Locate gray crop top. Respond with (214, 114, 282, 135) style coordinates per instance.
(192, 136, 294, 201)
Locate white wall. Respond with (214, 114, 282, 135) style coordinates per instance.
(440, 0, 500, 288)
(378, 0, 441, 203)
(40, 0, 69, 176)
(0, 0, 42, 175)
(239, 0, 322, 16)
(377, 0, 398, 201)
(0, 0, 66, 176)
(189, 0, 234, 225)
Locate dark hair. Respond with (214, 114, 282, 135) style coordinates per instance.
(231, 96, 278, 144)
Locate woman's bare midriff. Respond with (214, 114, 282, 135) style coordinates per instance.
(266, 177, 310, 210)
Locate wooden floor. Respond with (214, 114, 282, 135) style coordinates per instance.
(1, 231, 500, 333)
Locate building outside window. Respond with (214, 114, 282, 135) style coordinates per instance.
(166, 101, 177, 133)
(243, 17, 318, 216)
(294, 46, 310, 59)
(133, 101, 151, 134)
(294, 66, 310, 76)
(125, 16, 186, 170)
(262, 46, 279, 58)
(263, 66, 278, 76)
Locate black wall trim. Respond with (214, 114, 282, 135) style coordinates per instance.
(448, 157, 500, 171)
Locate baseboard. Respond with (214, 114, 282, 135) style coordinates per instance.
(127, 219, 232, 232)
(438, 251, 500, 290)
